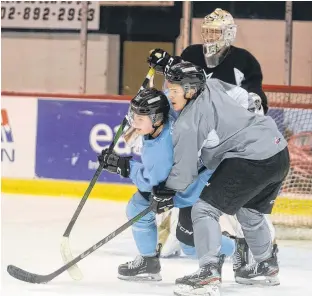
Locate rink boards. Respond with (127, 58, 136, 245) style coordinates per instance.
(1, 93, 311, 222)
(1, 94, 137, 201)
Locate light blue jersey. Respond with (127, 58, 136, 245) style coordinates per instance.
(129, 118, 174, 193)
(129, 116, 214, 208)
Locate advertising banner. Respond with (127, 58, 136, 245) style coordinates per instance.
(1, 97, 37, 178)
(1, 2, 100, 30)
(35, 99, 139, 183)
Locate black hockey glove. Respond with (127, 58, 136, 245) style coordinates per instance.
(98, 149, 132, 178)
(151, 184, 175, 214)
(147, 49, 182, 75)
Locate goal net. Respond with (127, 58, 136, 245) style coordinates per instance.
(265, 85, 312, 239)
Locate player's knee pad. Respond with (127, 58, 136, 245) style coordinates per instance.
(176, 206, 195, 247)
(236, 208, 265, 231)
(191, 200, 221, 224)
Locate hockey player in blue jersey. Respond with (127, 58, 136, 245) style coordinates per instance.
(98, 88, 235, 281)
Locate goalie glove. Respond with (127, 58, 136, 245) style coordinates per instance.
(147, 48, 182, 75)
(151, 184, 175, 214)
(98, 149, 132, 178)
(249, 92, 264, 115)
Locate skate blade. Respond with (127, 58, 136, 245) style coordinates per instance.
(235, 275, 280, 286)
(174, 284, 220, 296)
(118, 273, 162, 282)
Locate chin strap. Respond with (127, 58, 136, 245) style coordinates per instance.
(184, 86, 205, 103)
(149, 122, 163, 137)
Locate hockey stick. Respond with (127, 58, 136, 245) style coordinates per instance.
(7, 205, 153, 284)
(60, 67, 156, 281)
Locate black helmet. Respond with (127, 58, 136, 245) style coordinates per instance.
(129, 88, 170, 126)
(165, 61, 206, 93)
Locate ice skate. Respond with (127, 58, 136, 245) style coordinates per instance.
(174, 257, 224, 296)
(232, 237, 250, 272)
(118, 254, 162, 282)
(235, 244, 280, 286)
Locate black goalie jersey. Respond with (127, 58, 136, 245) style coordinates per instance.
(181, 45, 268, 114)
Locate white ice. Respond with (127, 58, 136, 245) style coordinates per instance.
(2, 193, 312, 296)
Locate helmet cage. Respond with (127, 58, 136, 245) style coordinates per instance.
(201, 8, 237, 57)
(165, 63, 206, 96)
(128, 92, 168, 127)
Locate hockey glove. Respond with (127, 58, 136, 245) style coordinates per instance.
(147, 49, 182, 75)
(151, 184, 175, 214)
(98, 149, 132, 178)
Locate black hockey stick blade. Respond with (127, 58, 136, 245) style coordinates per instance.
(7, 205, 153, 284)
(7, 266, 50, 284)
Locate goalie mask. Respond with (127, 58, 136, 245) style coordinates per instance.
(124, 88, 170, 147)
(201, 8, 237, 68)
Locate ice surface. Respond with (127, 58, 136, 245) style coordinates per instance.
(1, 193, 312, 296)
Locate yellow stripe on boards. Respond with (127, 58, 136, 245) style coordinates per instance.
(1, 178, 136, 202)
(2, 178, 312, 218)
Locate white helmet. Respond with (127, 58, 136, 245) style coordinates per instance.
(201, 8, 237, 67)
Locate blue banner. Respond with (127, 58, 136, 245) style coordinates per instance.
(35, 99, 138, 183)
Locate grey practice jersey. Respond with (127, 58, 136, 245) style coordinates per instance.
(166, 79, 288, 192)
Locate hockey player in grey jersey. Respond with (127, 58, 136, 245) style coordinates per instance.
(148, 38, 274, 273)
(149, 61, 290, 296)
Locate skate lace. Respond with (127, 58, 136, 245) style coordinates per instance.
(232, 251, 242, 270)
(245, 262, 259, 274)
(128, 255, 144, 269)
(184, 266, 204, 279)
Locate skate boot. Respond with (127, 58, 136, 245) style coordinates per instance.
(118, 255, 161, 281)
(118, 244, 162, 281)
(235, 244, 280, 286)
(174, 257, 224, 296)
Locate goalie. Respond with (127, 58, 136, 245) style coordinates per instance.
(149, 8, 267, 115)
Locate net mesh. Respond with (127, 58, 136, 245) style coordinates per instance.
(264, 86, 312, 231)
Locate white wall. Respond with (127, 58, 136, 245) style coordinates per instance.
(1, 32, 120, 94)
